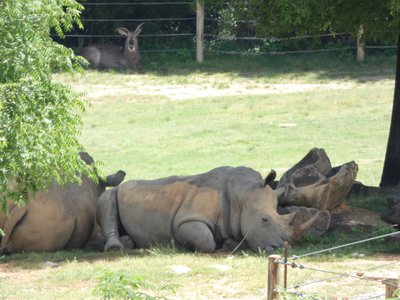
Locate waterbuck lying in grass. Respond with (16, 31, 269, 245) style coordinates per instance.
(81, 23, 144, 71)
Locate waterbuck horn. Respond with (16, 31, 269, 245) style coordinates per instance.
(134, 23, 144, 36)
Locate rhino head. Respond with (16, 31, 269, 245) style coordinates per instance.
(239, 185, 319, 252)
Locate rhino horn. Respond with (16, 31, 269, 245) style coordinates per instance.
(281, 212, 296, 224)
(289, 211, 320, 242)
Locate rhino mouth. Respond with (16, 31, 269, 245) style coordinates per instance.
(247, 211, 320, 252)
(263, 239, 285, 252)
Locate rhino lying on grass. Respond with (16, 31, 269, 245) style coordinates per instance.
(97, 166, 319, 252)
(0, 152, 125, 254)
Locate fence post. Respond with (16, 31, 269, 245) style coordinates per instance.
(196, 0, 204, 63)
(383, 278, 398, 298)
(357, 25, 365, 63)
(267, 255, 281, 300)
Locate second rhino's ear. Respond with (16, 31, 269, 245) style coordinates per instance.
(104, 170, 126, 187)
(264, 169, 277, 187)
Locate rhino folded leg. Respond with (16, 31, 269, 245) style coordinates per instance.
(174, 221, 216, 252)
(221, 238, 248, 252)
(96, 188, 124, 251)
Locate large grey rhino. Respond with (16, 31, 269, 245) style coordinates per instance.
(0, 152, 125, 254)
(97, 166, 319, 252)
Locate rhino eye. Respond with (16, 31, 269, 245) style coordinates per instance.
(262, 217, 268, 223)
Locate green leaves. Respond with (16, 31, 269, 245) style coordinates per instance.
(0, 0, 91, 209)
(93, 270, 180, 300)
(207, 0, 399, 42)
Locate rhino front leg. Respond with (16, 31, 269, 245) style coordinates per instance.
(97, 188, 124, 251)
(174, 221, 216, 252)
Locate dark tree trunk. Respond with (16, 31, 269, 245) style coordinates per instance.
(380, 32, 400, 187)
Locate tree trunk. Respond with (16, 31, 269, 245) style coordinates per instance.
(380, 32, 400, 187)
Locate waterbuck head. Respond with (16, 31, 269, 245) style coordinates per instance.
(117, 23, 144, 66)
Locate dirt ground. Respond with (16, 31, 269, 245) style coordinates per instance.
(80, 81, 359, 102)
(0, 252, 399, 299)
(62, 71, 395, 103)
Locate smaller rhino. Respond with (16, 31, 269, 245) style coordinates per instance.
(81, 23, 144, 71)
(97, 166, 319, 253)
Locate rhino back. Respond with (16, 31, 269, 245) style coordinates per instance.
(135, 166, 264, 192)
(117, 181, 224, 248)
(132, 166, 264, 243)
(2, 176, 98, 253)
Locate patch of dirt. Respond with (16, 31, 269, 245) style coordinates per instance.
(73, 81, 360, 102)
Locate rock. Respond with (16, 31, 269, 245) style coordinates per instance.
(170, 265, 191, 274)
(42, 261, 59, 268)
(276, 148, 358, 210)
(278, 206, 330, 237)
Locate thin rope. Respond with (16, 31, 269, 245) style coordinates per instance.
(363, 293, 386, 300)
(287, 231, 400, 261)
(287, 259, 400, 290)
(208, 48, 357, 55)
(83, 2, 194, 5)
(281, 261, 400, 288)
(205, 33, 347, 42)
(81, 18, 195, 22)
(60, 33, 194, 38)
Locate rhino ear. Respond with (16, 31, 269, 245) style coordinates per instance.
(79, 152, 94, 165)
(104, 170, 126, 187)
(264, 169, 277, 187)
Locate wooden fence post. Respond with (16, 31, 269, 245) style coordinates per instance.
(196, 0, 204, 63)
(267, 255, 281, 300)
(357, 25, 365, 63)
(383, 278, 398, 298)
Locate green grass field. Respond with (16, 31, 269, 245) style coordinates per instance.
(1, 52, 400, 299)
(66, 52, 396, 187)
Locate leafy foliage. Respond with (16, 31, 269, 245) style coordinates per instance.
(0, 0, 93, 209)
(206, 0, 400, 41)
(93, 270, 180, 300)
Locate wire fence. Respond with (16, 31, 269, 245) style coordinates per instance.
(270, 231, 400, 299)
(58, 1, 397, 59)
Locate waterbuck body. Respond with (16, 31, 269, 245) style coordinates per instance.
(81, 24, 144, 71)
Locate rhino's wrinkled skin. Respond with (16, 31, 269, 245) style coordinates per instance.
(0, 153, 125, 254)
(97, 166, 318, 252)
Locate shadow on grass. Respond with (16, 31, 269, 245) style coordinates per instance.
(0, 244, 206, 270)
(137, 50, 397, 82)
